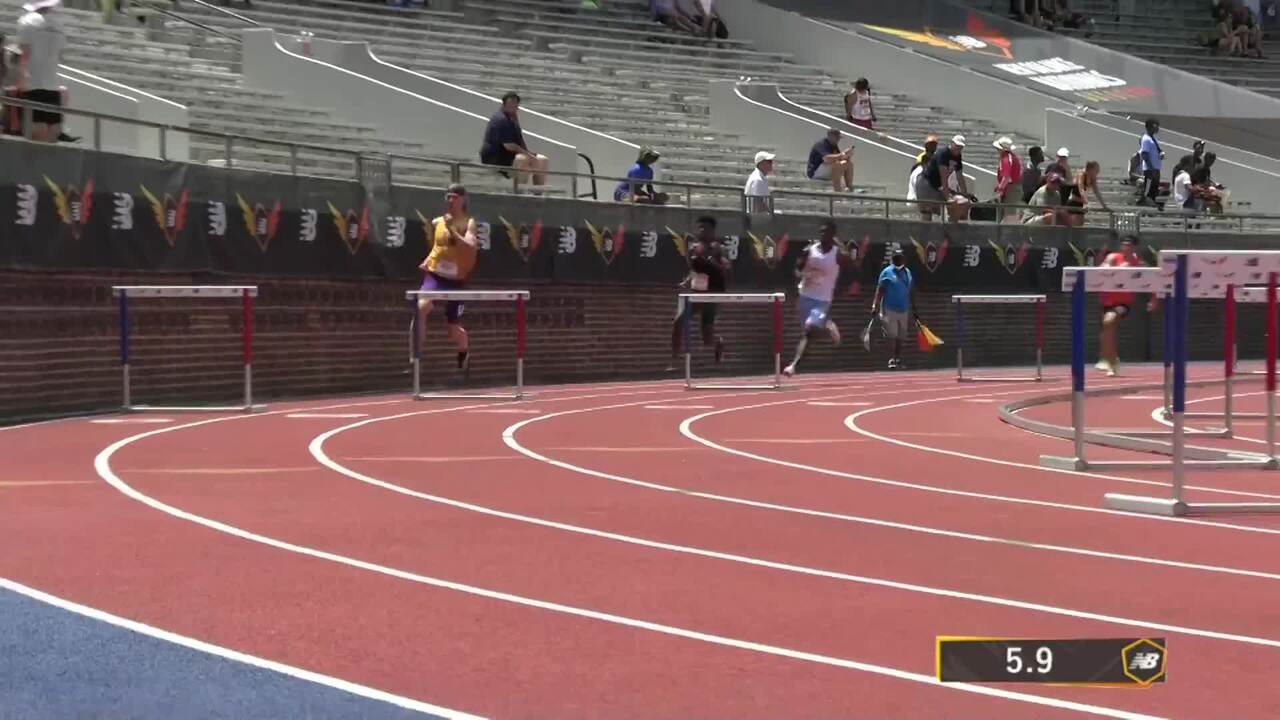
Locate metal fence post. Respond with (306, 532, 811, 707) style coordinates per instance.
(224, 136, 233, 168)
(159, 126, 167, 160)
(290, 144, 298, 176)
(93, 117, 102, 151)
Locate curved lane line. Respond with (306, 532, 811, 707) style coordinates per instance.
(88, 395, 1165, 720)
(679, 394, 1280, 537)
(843, 391, 1280, 501)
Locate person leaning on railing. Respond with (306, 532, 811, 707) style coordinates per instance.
(613, 146, 669, 205)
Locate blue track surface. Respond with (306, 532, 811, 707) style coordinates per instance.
(0, 587, 442, 720)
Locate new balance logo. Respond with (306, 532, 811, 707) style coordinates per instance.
(1128, 652, 1160, 671)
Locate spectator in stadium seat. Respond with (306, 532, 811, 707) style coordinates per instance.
(14, 0, 65, 143)
(807, 128, 854, 192)
(843, 77, 876, 130)
(744, 150, 773, 213)
(1206, 6, 1245, 56)
(1136, 118, 1164, 207)
(1191, 151, 1227, 212)
(1023, 172, 1065, 225)
(914, 134, 973, 223)
(480, 92, 549, 193)
(1171, 160, 1200, 214)
(1070, 160, 1110, 220)
(1021, 145, 1045, 203)
(614, 146, 668, 205)
(993, 136, 1021, 220)
(651, 0, 699, 34)
(1241, 7, 1265, 57)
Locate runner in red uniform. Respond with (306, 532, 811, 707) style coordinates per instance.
(1097, 235, 1157, 376)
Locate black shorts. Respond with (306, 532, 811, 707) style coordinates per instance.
(22, 88, 62, 125)
(675, 297, 718, 328)
(1103, 304, 1130, 319)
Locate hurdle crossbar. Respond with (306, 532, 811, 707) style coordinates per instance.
(112, 285, 264, 413)
(1103, 250, 1280, 517)
(952, 294, 1046, 382)
(1038, 267, 1275, 474)
(680, 293, 785, 390)
(407, 290, 530, 400)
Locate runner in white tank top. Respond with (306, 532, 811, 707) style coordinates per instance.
(783, 219, 853, 377)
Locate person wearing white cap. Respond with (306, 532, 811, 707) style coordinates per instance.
(743, 150, 773, 213)
(914, 134, 973, 222)
(992, 136, 1022, 221)
(15, 0, 66, 143)
(1049, 147, 1075, 205)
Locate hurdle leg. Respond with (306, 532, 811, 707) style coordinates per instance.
(1224, 287, 1235, 436)
(1034, 299, 1044, 382)
(1171, 255, 1189, 505)
(682, 298, 692, 390)
(515, 294, 527, 399)
(1268, 272, 1278, 465)
(1162, 299, 1172, 419)
(955, 300, 965, 382)
(120, 289, 131, 410)
(242, 289, 254, 411)
(772, 297, 782, 389)
(1042, 282, 1087, 470)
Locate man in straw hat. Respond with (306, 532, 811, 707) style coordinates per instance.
(14, 0, 66, 143)
(993, 136, 1022, 221)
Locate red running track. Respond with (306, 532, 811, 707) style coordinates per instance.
(3, 370, 1280, 719)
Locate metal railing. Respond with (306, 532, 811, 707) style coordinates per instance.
(7, 94, 1280, 235)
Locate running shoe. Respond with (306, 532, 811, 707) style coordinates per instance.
(1095, 359, 1112, 373)
(887, 358, 899, 370)
(782, 364, 797, 377)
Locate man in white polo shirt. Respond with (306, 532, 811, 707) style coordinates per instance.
(16, 0, 66, 143)
(743, 150, 773, 213)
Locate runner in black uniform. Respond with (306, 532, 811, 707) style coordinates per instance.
(668, 215, 729, 370)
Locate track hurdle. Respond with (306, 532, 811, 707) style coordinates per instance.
(1106, 250, 1280, 517)
(112, 285, 264, 413)
(681, 292, 785, 390)
(1035, 267, 1271, 471)
(952, 294, 1046, 382)
(406, 289, 530, 401)
(1175, 284, 1276, 435)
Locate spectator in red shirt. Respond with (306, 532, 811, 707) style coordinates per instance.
(993, 136, 1021, 220)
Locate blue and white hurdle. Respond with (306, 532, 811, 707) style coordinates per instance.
(1036, 265, 1273, 473)
(1104, 250, 1280, 517)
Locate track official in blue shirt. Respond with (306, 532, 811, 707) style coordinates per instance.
(871, 251, 917, 370)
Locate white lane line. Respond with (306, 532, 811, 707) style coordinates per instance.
(342, 456, 521, 463)
(0, 480, 96, 487)
(286, 413, 371, 419)
(501, 400, 1280, 585)
(92, 385, 1163, 720)
(1121, 395, 1166, 401)
(844, 390, 1280, 504)
(90, 418, 175, 424)
(963, 399, 1000, 404)
(119, 467, 317, 475)
(466, 409, 541, 415)
(1150, 391, 1274, 447)
(723, 438, 868, 444)
(807, 401, 874, 407)
(644, 405, 716, 410)
(0, 576, 484, 719)
(683, 389, 1280, 538)
(547, 447, 699, 453)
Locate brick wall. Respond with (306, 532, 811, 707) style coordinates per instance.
(0, 271, 1260, 423)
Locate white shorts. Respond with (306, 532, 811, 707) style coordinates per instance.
(812, 164, 832, 181)
(880, 309, 910, 340)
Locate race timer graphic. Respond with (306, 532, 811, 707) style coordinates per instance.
(936, 637, 1167, 687)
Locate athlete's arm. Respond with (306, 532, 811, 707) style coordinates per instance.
(794, 248, 810, 277)
(460, 218, 479, 247)
(836, 247, 855, 270)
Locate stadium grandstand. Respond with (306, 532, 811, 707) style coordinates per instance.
(4, 0, 1280, 716)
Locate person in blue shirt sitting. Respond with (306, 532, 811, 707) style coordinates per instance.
(614, 147, 668, 205)
(871, 251, 917, 370)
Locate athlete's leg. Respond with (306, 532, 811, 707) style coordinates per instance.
(701, 304, 724, 363)
(1098, 308, 1121, 372)
(445, 301, 469, 369)
(416, 298, 433, 351)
